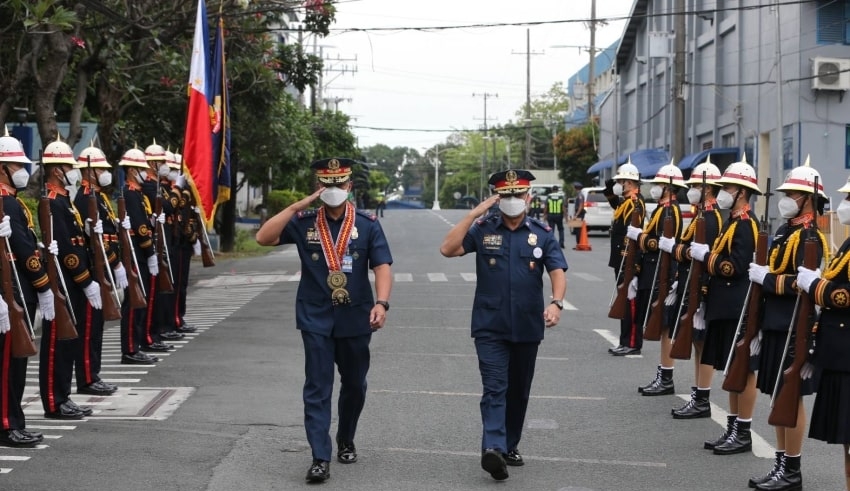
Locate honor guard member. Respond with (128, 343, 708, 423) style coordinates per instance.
(117, 147, 159, 365)
(0, 128, 48, 443)
(688, 156, 760, 454)
(797, 173, 850, 491)
(604, 161, 646, 355)
(440, 170, 568, 481)
(663, 159, 724, 419)
(630, 163, 685, 395)
(40, 137, 102, 419)
(256, 157, 393, 484)
(151, 149, 182, 341)
(746, 160, 827, 490)
(171, 153, 199, 334)
(72, 145, 123, 396)
(542, 185, 566, 248)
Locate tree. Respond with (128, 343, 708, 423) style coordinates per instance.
(553, 121, 599, 187)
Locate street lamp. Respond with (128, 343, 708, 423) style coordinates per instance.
(423, 145, 443, 210)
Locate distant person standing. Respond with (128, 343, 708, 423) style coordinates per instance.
(375, 196, 386, 217)
(529, 193, 544, 220)
(570, 182, 585, 248)
(543, 186, 565, 248)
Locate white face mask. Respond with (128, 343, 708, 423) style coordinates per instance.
(158, 164, 170, 177)
(687, 187, 701, 205)
(98, 170, 112, 187)
(650, 185, 663, 201)
(778, 195, 802, 219)
(136, 170, 148, 183)
(65, 168, 82, 186)
(716, 189, 735, 210)
(499, 196, 527, 217)
(320, 186, 349, 207)
(612, 183, 624, 196)
(11, 168, 30, 188)
(837, 199, 850, 225)
(168, 170, 179, 182)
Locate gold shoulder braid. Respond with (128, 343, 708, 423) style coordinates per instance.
(823, 246, 850, 281)
(643, 206, 663, 234)
(15, 198, 34, 229)
(712, 218, 758, 255)
(99, 192, 118, 221)
(613, 199, 634, 222)
(769, 229, 830, 274)
(142, 195, 152, 215)
(680, 218, 697, 241)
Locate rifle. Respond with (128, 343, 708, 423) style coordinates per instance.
(37, 161, 78, 340)
(645, 178, 675, 341)
(0, 198, 37, 357)
(195, 208, 215, 267)
(117, 182, 148, 309)
(153, 179, 174, 293)
(670, 172, 707, 360)
(608, 199, 641, 319)
(768, 178, 819, 428)
(85, 158, 121, 321)
(723, 178, 772, 392)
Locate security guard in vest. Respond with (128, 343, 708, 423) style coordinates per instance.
(543, 185, 565, 248)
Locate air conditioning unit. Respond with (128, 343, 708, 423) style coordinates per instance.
(812, 57, 850, 91)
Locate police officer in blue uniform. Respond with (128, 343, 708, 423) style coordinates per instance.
(440, 169, 567, 481)
(256, 157, 393, 484)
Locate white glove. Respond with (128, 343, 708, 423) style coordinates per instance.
(37, 290, 55, 321)
(192, 206, 200, 214)
(113, 264, 129, 290)
(665, 281, 679, 306)
(800, 361, 815, 380)
(83, 282, 102, 310)
(175, 174, 187, 189)
(694, 302, 706, 330)
(626, 225, 642, 241)
(121, 215, 132, 230)
(748, 263, 769, 285)
(659, 236, 675, 253)
(750, 330, 763, 356)
(0, 216, 11, 239)
(0, 296, 8, 334)
(48, 240, 58, 256)
(193, 240, 202, 256)
(627, 277, 638, 300)
(796, 266, 822, 293)
(147, 255, 159, 276)
(156, 212, 166, 224)
(86, 218, 103, 235)
(689, 242, 710, 262)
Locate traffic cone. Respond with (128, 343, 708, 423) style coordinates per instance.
(575, 221, 592, 251)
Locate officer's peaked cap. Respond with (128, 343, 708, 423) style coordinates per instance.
(311, 157, 355, 184)
(489, 169, 535, 195)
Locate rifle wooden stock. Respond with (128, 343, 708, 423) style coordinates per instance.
(153, 192, 174, 293)
(0, 200, 36, 358)
(197, 213, 215, 268)
(723, 230, 768, 392)
(670, 211, 705, 360)
(37, 197, 77, 341)
(87, 187, 121, 321)
(608, 202, 641, 319)
(117, 196, 147, 310)
(768, 233, 818, 428)
(645, 205, 674, 341)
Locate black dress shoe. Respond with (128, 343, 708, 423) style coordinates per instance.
(64, 400, 93, 416)
(121, 352, 156, 364)
(611, 346, 641, 356)
(44, 401, 86, 420)
(0, 429, 41, 447)
(642, 374, 674, 396)
(78, 381, 117, 396)
(337, 442, 357, 464)
(19, 429, 43, 440)
(160, 331, 185, 340)
(142, 342, 173, 352)
(95, 380, 119, 392)
(176, 325, 198, 333)
(503, 449, 524, 466)
(481, 449, 509, 480)
(305, 460, 330, 483)
(608, 345, 624, 354)
(714, 425, 752, 455)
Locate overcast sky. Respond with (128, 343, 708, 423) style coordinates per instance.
(322, 0, 633, 152)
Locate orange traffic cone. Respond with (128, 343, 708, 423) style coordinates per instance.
(575, 221, 592, 251)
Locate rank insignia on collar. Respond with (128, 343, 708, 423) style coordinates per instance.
(528, 233, 537, 246)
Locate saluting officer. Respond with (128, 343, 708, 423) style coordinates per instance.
(797, 173, 850, 491)
(688, 156, 760, 454)
(440, 170, 567, 481)
(256, 157, 393, 484)
(746, 160, 827, 490)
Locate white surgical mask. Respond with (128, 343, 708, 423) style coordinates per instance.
(168, 170, 179, 182)
(158, 164, 170, 177)
(612, 183, 624, 196)
(716, 189, 734, 209)
(650, 185, 663, 201)
(98, 170, 112, 187)
(778, 195, 801, 219)
(837, 199, 850, 225)
(11, 168, 30, 188)
(136, 170, 148, 183)
(499, 196, 527, 217)
(65, 168, 81, 186)
(320, 186, 349, 207)
(687, 187, 701, 205)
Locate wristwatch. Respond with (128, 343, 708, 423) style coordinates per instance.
(550, 299, 564, 310)
(376, 300, 390, 311)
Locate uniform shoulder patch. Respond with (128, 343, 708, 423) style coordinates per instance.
(64, 254, 80, 269)
(139, 224, 150, 237)
(831, 289, 850, 308)
(26, 255, 41, 272)
(355, 209, 377, 221)
(297, 209, 317, 219)
(529, 217, 552, 232)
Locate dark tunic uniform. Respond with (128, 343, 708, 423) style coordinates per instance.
(119, 181, 155, 356)
(606, 194, 646, 349)
(460, 214, 567, 453)
(637, 201, 683, 336)
(151, 178, 179, 336)
(173, 184, 199, 329)
(280, 205, 393, 462)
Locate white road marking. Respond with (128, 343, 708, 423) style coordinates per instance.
(674, 394, 774, 459)
(382, 447, 664, 468)
(571, 272, 603, 282)
(427, 272, 448, 282)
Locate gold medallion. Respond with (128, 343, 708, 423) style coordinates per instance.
(331, 288, 351, 305)
(351, 227, 358, 240)
(488, 258, 496, 266)
(528, 233, 537, 246)
(327, 271, 348, 289)
(311, 252, 319, 261)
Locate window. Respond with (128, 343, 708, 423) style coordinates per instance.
(783, 124, 794, 170)
(817, 0, 850, 44)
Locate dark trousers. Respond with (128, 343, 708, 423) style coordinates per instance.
(301, 330, 372, 462)
(174, 246, 192, 327)
(619, 289, 650, 350)
(548, 214, 564, 247)
(474, 337, 540, 453)
(120, 253, 152, 355)
(39, 317, 75, 413)
(0, 332, 28, 430)
(68, 286, 104, 389)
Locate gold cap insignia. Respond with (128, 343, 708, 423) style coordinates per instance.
(328, 158, 340, 170)
(506, 170, 518, 185)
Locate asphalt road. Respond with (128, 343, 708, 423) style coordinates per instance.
(2, 208, 845, 491)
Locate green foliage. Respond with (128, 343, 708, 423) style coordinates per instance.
(265, 189, 307, 215)
(553, 122, 599, 186)
(233, 228, 266, 255)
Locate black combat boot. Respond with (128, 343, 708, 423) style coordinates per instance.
(672, 387, 696, 414)
(672, 388, 710, 419)
(713, 418, 752, 455)
(638, 365, 661, 394)
(756, 454, 801, 491)
(642, 368, 674, 396)
(748, 452, 785, 488)
(704, 415, 736, 450)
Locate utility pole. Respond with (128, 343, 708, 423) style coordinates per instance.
(672, 0, 686, 164)
(588, 0, 596, 125)
(473, 92, 498, 196)
(512, 29, 544, 167)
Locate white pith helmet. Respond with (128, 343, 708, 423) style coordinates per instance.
(75, 144, 111, 169)
(645, 160, 686, 188)
(0, 125, 32, 165)
(118, 146, 149, 168)
(42, 134, 77, 166)
(613, 157, 640, 181)
(714, 153, 762, 195)
(775, 156, 826, 198)
(685, 156, 722, 186)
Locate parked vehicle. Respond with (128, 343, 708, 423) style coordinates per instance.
(575, 186, 613, 233)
